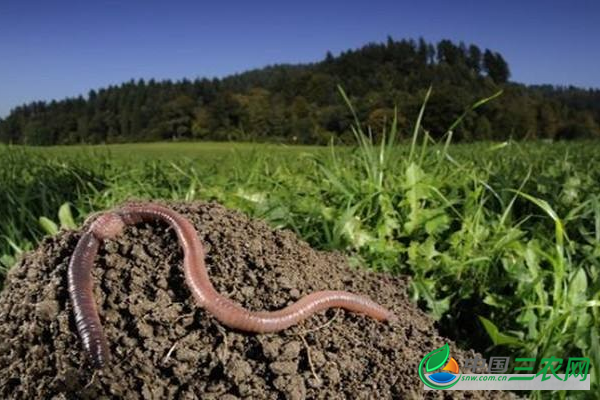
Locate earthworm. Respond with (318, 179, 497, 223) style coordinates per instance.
(68, 203, 396, 368)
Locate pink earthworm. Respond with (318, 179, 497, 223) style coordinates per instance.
(68, 204, 396, 368)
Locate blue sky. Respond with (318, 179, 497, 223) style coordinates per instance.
(1, 0, 598, 117)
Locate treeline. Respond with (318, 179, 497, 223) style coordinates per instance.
(1, 37, 599, 145)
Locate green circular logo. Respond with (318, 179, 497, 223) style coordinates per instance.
(418, 343, 462, 390)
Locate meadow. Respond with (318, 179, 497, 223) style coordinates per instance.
(1, 118, 599, 396)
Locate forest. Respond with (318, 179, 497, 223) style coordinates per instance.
(1, 37, 599, 145)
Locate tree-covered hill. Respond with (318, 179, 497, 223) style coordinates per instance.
(1, 37, 599, 145)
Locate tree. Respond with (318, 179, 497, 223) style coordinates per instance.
(417, 37, 429, 65)
(191, 108, 211, 139)
(537, 103, 559, 139)
(367, 107, 395, 141)
(483, 50, 510, 83)
(160, 95, 196, 140)
(324, 51, 334, 64)
(209, 92, 245, 136)
(556, 110, 600, 139)
(23, 120, 53, 145)
(1, 37, 596, 146)
(437, 40, 462, 65)
(474, 116, 492, 140)
(466, 45, 482, 74)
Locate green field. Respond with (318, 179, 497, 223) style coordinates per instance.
(1, 133, 599, 395)
(20, 141, 322, 159)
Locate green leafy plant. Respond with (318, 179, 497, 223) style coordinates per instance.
(39, 202, 77, 235)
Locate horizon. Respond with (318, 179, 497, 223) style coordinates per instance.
(1, 0, 599, 118)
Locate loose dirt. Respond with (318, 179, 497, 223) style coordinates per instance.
(0, 201, 515, 399)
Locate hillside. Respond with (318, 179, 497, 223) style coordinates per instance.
(1, 37, 599, 145)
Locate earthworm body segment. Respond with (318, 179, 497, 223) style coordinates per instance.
(68, 204, 396, 368)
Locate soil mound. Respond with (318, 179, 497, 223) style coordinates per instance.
(0, 201, 512, 399)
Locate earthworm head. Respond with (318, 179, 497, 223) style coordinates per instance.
(89, 213, 125, 240)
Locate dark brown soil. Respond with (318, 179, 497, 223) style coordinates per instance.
(0, 201, 514, 399)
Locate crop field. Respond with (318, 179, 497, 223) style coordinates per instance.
(1, 127, 599, 394)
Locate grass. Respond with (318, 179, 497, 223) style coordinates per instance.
(18, 141, 322, 159)
(1, 94, 599, 398)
